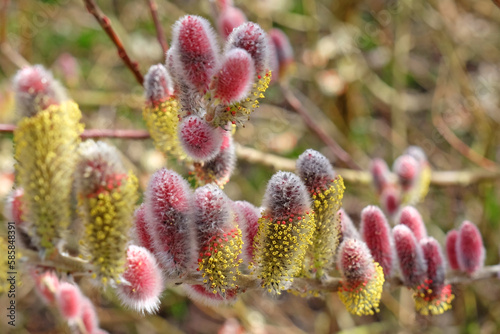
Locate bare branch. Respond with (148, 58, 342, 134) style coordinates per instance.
(146, 0, 168, 55)
(82, 0, 144, 86)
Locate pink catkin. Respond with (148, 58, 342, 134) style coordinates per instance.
(171, 15, 219, 93)
(81, 297, 99, 334)
(397, 206, 427, 241)
(194, 131, 236, 187)
(296, 148, 335, 193)
(420, 237, 446, 289)
(393, 224, 427, 288)
(370, 158, 390, 195)
(234, 200, 260, 262)
(445, 230, 460, 270)
(217, 6, 247, 40)
(338, 208, 360, 242)
(132, 204, 156, 255)
(262, 171, 310, 220)
(456, 221, 485, 274)
(144, 168, 196, 275)
(393, 154, 419, 191)
(4, 188, 24, 224)
(13, 65, 67, 116)
(178, 115, 224, 161)
(116, 245, 164, 314)
(33, 270, 60, 304)
(269, 28, 293, 78)
(226, 22, 269, 74)
(360, 206, 394, 277)
(56, 282, 83, 322)
(212, 48, 255, 104)
(380, 184, 401, 217)
(337, 239, 375, 284)
(144, 64, 174, 106)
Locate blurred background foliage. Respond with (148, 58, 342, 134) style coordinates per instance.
(1, 0, 500, 333)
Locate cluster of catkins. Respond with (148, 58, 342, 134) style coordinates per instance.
(341, 204, 486, 316)
(142, 11, 292, 188)
(370, 146, 431, 217)
(129, 148, 344, 311)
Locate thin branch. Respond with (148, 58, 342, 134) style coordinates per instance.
(0, 42, 30, 68)
(147, 0, 168, 55)
(280, 84, 361, 170)
(1, 124, 150, 139)
(235, 143, 500, 186)
(2, 125, 499, 186)
(82, 0, 144, 86)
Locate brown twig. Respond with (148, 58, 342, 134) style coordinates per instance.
(280, 84, 361, 170)
(147, 0, 168, 55)
(83, 0, 144, 86)
(1, 42, 30, 68)
(1, 124, 150, 139)
(493, 0, 500, 9)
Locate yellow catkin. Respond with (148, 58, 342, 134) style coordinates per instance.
(197, 227, 243, 297)
(252, 212, 315, 295)
(310, 176, 345, 278)
(143, 97, 187, 160)
(413, 283, 454, 315)
(403, 164, 431, 205)
(78, 172, 138, 284)
(212, 71, 272, 127)
(13, 101, 83, 254)
(338, 262, 385, 316)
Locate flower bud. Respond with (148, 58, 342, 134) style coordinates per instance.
(397, 206, 427, 241)
(178, 115, 224, 161)
(393, 225, 427, 288)
(360, 206, 394, 277)
(370, 158, 390, 195)
(193, 131, 236, 188)
(56, 282, 83, 322)
(226, 22, 269, 74)
(217, 6, 247, 40)
(116, 245, 164, 314)
(13, 65, 67, 117)
(445, 230, 460, 270)
(234, 200, 260, 263)
(170, 15, 219, 94)
(296, 149, 345, 276)
(456, 221, 485, 274)
(182, 284, 238, 306)
(75, 140, 138, 284)
(14, 100, 83, 254)
(192, 185, 243, 300)
(144, 168, 196, 275)
(393, 154, 419, 191)
(414, 237, 454, 315)
(337, 239, 384, 316)
(212, 48, 255, 104)
(253, 172, 315, 294)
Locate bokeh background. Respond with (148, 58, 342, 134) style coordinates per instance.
(1, 0, 500, 333)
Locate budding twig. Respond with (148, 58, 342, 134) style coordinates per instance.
(146, 0, 168, 55)
(82, 0, 144, 86)
(280, 84, 361, 170)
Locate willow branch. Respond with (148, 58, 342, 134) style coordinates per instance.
(83, 0, 144, 86)
(280, 84, 361, 170)
(147, 0, 168, 55)
(1, 124, 150, 139)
